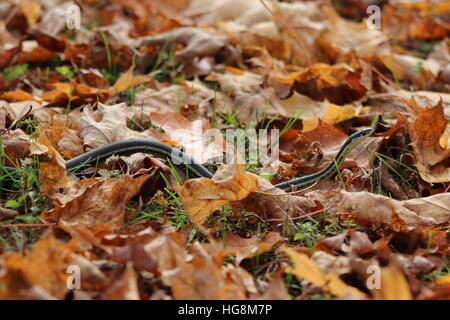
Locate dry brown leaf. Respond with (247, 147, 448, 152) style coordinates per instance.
(148, 111, 226, 163)
(143, 231, 189, 274)
(0, 100, 42, 124)
(0, 231, 70, 299)
(0, 90, 38, 103)
(205, 232, 284, 264)
(1, 128, 30, 166)
(406, 99, 450, 183)
(112, 66, 151, 93)
(174, 163, 258, 224)
(142, 231, 256, 299)
(139, 27, 226, 61)
(102, 263, 140, 300)
(282, 247, 367, 299)
(34, 129, 71, 197)
(41, 174, 151, 231)
(435, 275, 450, 285)
(79, 102, 153, 149)
(170, 254, 249, 300)
(134, 80, 225, 116)
(317, 6, 387, 61)
(37, 120, 83, 159)
(289, 63, 368, 105)
(19, 0, 41, 27)
(242, 175, 316, 219)
(340, 191, 450, 230)
(262, 268, 290, 300)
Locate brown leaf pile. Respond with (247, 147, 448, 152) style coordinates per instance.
(0, 0, 449, 301)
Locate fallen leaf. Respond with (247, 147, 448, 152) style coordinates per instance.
(102, 263, 140, 300)
(406, 99, 450, 183)
(139, 27, 227, 61)
(112, 66, 151, 93)
(0, 90, 38, 103)
(262, 268, 290, 300)
(282, 247, 367, 299)
(41, 174, 151, 231)
(34, 129, 70, 197)
(19, 0, 41, 27)
(0, 232, 70, 299)
(37, 120, 84, 159)
(339, 191, 450, 230)
(242, 174, 316, 219)
(317, 6, 387, 61)
(205, 232, 284, 264)
(371, 264, 413, 300)
(78, 102, 153, 149)
(148, 111, 225, 163)
(174, 164, 258, 224)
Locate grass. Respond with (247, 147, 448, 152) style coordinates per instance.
(100, 30, 113, 75)
(55, 65, 75, 79)
(0, 151, 48, 254)
(278, 111, 303, 139)
(3, 64, 28, 81)
(418, 255, 450, 281)
(371, 150, 420, 197)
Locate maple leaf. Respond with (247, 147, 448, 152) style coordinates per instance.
(174, 163, 258, 224)
(340, 191, 450, 230)
(0, 232, 71, 299)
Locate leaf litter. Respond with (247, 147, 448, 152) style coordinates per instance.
(0, 0, 449, 300)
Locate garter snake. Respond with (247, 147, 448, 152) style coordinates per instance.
(2, 128, 374, 190)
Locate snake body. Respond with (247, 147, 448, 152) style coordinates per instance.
(2, 128, 373, 190)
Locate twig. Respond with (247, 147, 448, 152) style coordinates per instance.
(252, 180, 319, 196)
(0, 222, 56, 228)
(371, 66, 403, 91)
(266, 207, 328, 222)
(260, 0, 312, 67)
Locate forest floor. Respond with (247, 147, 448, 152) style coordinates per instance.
(0, 0, 449, 300)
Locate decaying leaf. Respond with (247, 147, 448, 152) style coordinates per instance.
(0, 0, 449, 302)
(41, 174, 151, 231)
(406, 99, 450, 183)
(102, 264, 140, 300)
(282, 247, 367, 299)
(242, 174, 316, 219)
(204, 231, 284, 264)
(340, 191, 450, 230)
(0, 232, 70, 299)
(139, 27, 227, 61)
(371, 264, 413, 300)
(174, 164, 258, 224)
(79, 102, 153, 149)
(34, 129, 71, 197)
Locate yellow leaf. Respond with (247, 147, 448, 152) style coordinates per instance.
(323, 103, 357, 125)
(224, 66, 244, 75)
(174, 164, 258, 224)
(371, 264, 412, 300)
(19, 0, 41, 26)
(282, 247, 367, 298)
(302, 119, 319, 132)
(113, 67, 135, 93)
(435, 275, 450, 285)
(112, 67, 151, 93)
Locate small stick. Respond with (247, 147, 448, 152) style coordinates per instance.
(371, 66, 403, 91)
(252, 180, 319, 196)
(260, 0, 312, 67)
(266, 207, 328, 222)
(0, 222, 56, 228)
